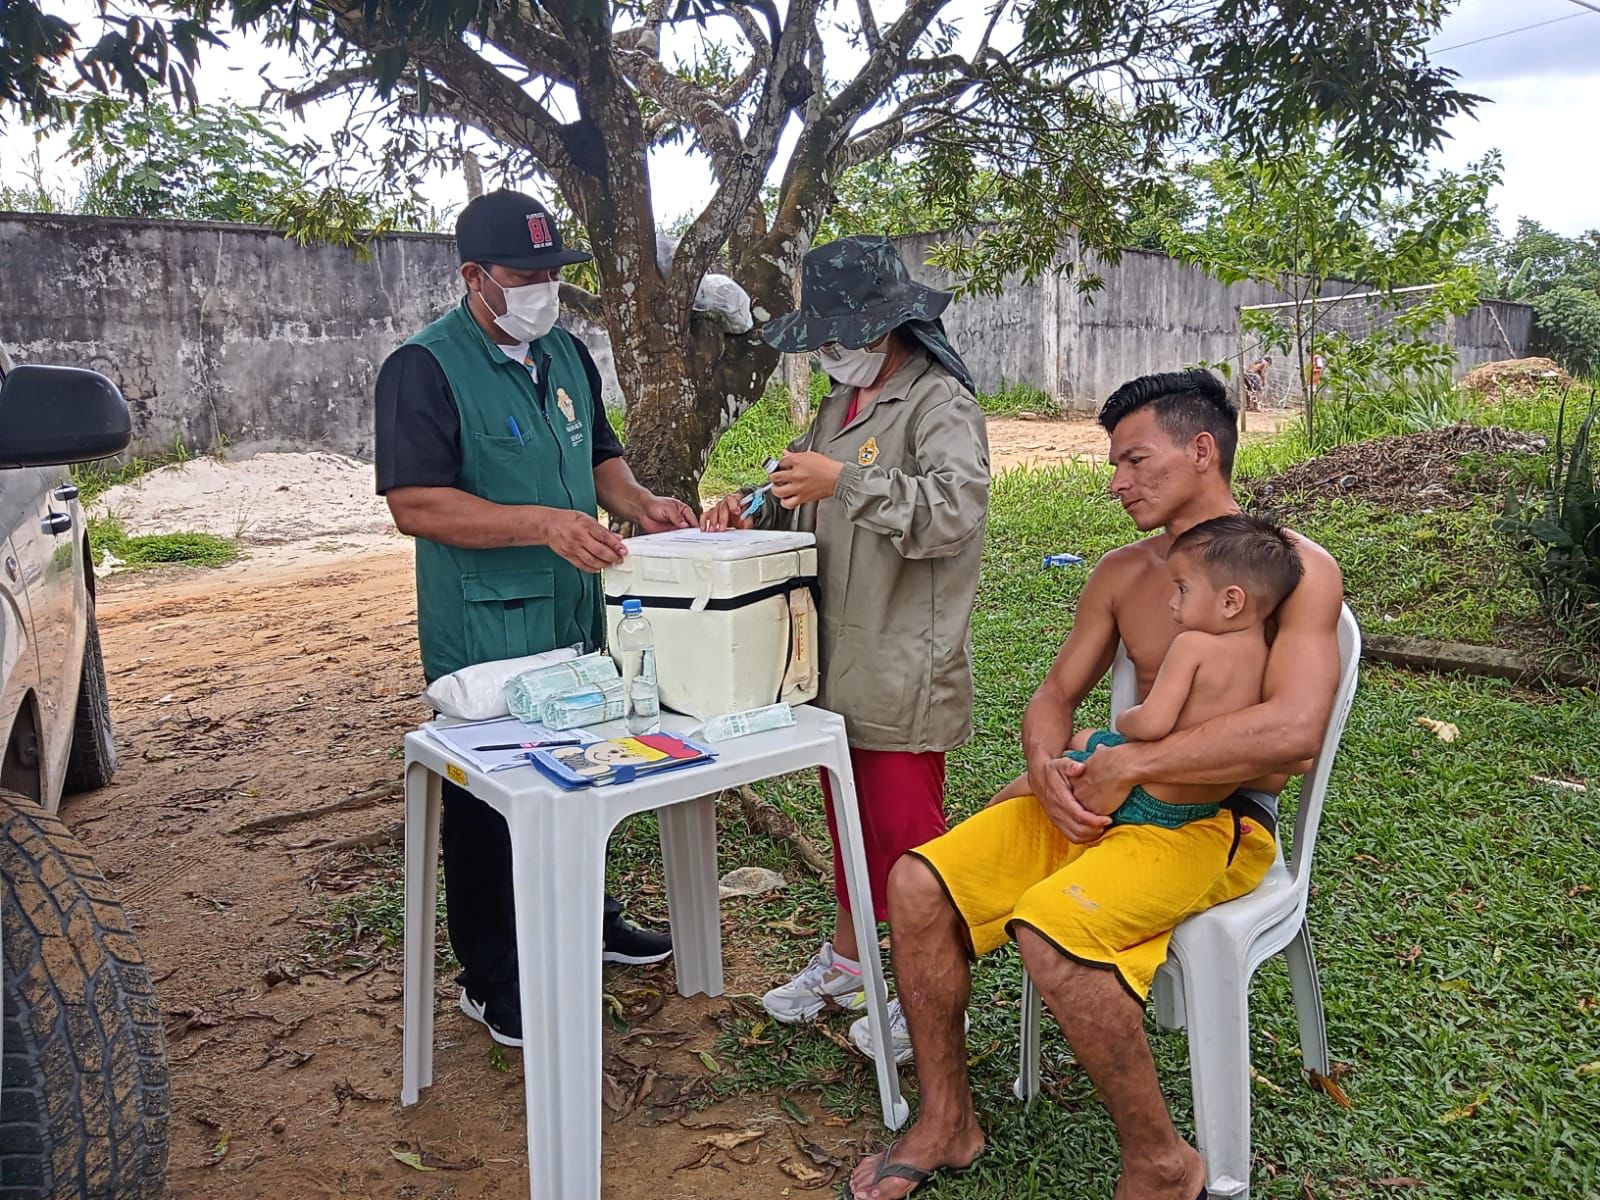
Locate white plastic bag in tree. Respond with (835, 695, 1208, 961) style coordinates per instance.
(656, 232, 756, 334)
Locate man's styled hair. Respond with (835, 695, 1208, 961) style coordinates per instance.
(1098, 369, 1239, 477)
(1170, 513, 1304, 614)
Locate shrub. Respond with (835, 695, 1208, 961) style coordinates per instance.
(1495, 392, 1600, 642)
(1530, 286, 1600, 379)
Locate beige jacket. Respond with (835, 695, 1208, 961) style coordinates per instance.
(757, 350, 990, 751)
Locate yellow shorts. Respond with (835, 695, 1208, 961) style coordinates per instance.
(909, 793, 1278, 1000)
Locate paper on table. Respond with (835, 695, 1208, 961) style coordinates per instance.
(423, 716, 601, 775)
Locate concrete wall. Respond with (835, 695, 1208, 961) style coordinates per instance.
(893, 234, 1533, 411)
(0, 212, 623, 460)
(0, 212, 1534, 460)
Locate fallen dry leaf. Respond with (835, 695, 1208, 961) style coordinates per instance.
(1415, 716, 1459, 742)
(1576, 1061, 1600, 1078)
(208, 1131, 230, 1164)
(1249, 1065, 1287, 1095)
(780, 1157, 830, 1187)
(602, 1072, 627, 1114)
(1308, 1068, 1353, 1110)
(702, 1129, 764, 1151)
(1438, 1091, 1489, 1124)
(675, 1144, 717, 1171)
(1376, 1178, 1426, 1188)
(1400, 945, 1422, 967)
(791, 1130, 842, 1169)
(1532, 775, 1588, 793)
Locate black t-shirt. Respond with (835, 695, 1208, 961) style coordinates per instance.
(374, 333, 624, 494)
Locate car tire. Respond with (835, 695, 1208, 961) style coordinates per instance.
(63, 605, 117, 795)
(0, 788, 169, 1199)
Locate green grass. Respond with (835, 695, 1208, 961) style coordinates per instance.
(88, 514, 237, 570)
(700, 382, 809, 499)
(978, 380, 1060, 419)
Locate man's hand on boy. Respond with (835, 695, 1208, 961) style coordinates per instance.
(1063, 743, 1136, 818)
(1029, 755, 1111, 843)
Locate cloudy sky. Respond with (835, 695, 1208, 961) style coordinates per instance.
(2, 0, 1597, 237)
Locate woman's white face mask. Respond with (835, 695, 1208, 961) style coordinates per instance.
(818, 339, 887, 387)
(478, 266, 560, 343)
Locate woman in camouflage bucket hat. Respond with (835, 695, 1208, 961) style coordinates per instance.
(703, 235, 989, 1065)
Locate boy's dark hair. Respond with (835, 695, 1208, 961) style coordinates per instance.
(1098, 369, 1239, 478)
(1170, 513, 1304, 614)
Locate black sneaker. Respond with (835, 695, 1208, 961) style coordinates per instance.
(602, 916, 673, 965)
(458, 987, 523, 1047)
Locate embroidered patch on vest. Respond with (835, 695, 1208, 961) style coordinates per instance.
(857, 437, 879, 467)
(556, 387, 577, 423)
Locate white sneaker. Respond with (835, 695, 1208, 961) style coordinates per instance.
(761, 942, 868, 1024)
(849, 999, 969, 1066)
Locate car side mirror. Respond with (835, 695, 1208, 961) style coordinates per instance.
(0, 364, 133, 468)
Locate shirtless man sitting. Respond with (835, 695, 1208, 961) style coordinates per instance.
(845, 370, 1345, 1200)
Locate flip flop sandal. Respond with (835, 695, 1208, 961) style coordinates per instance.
(842, 1139, 963, 1199)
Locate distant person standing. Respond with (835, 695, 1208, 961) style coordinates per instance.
(374, 189, 696, 1048)
(1243, 355, 1271, 411)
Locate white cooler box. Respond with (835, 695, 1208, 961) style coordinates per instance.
(604, 529, 820, 720)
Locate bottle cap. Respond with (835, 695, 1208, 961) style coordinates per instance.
(621, 598, 642, 616)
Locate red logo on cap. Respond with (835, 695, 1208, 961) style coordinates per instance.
(527, 213, 553, 249)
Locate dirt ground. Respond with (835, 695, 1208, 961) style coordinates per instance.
(62, 414, 1283, 1198)
(985, 411, 1292, 475)
(76, 549, 884, 1199)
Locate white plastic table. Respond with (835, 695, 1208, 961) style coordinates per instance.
(399, 705, 909, 1200)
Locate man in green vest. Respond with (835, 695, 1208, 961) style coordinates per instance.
(375, 188, 696, 1047)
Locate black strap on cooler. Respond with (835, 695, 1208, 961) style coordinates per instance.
(604, 575, 820, 612)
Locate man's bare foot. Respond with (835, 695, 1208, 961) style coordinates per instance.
(845, 1119, 985, 1199)
(1111, 1140, 1205, 1200)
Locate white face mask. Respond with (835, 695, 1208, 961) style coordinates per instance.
(818, 341, 887, 388)
(481, 270, 560, 342)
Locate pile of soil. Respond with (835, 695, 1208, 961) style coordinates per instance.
(1459, 357, 1572, 398)
(1246, 424, 1547, 518)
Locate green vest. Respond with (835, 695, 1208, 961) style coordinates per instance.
(405, 299, 604, 680)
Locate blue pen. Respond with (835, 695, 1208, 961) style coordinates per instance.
(508, 415, 525, 444)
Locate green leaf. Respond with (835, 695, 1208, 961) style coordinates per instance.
(696, 1050, 721, 1074)
(390, 1146, 436, 1171)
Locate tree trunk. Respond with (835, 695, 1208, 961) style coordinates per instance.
(783, 269, 811, 425)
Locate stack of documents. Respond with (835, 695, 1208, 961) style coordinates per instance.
(422, 716, 600, 775)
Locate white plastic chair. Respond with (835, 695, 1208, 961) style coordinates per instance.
(1014, 605, 1361, 1200)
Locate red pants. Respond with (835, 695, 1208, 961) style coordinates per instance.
(821, 748, 948, 922)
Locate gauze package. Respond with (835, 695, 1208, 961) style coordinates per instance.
(424, 646, 579, 721)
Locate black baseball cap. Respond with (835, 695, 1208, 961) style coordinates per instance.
(455, 188, 593, 270)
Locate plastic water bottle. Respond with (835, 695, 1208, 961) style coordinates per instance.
(615, 599, 660, 734)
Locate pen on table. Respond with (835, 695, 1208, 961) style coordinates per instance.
(473, 739, 582, 751)
(507, 415, 525, 444)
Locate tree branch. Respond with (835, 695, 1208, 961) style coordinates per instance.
(276, 67, 374, 114)
(672, 0, 822, 305)
(826, 0, 950, 128)
(614, 47, 744, 172)
(855, 0, 882, 49)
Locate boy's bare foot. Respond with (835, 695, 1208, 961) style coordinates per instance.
(844, 1119, 985, 1199)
